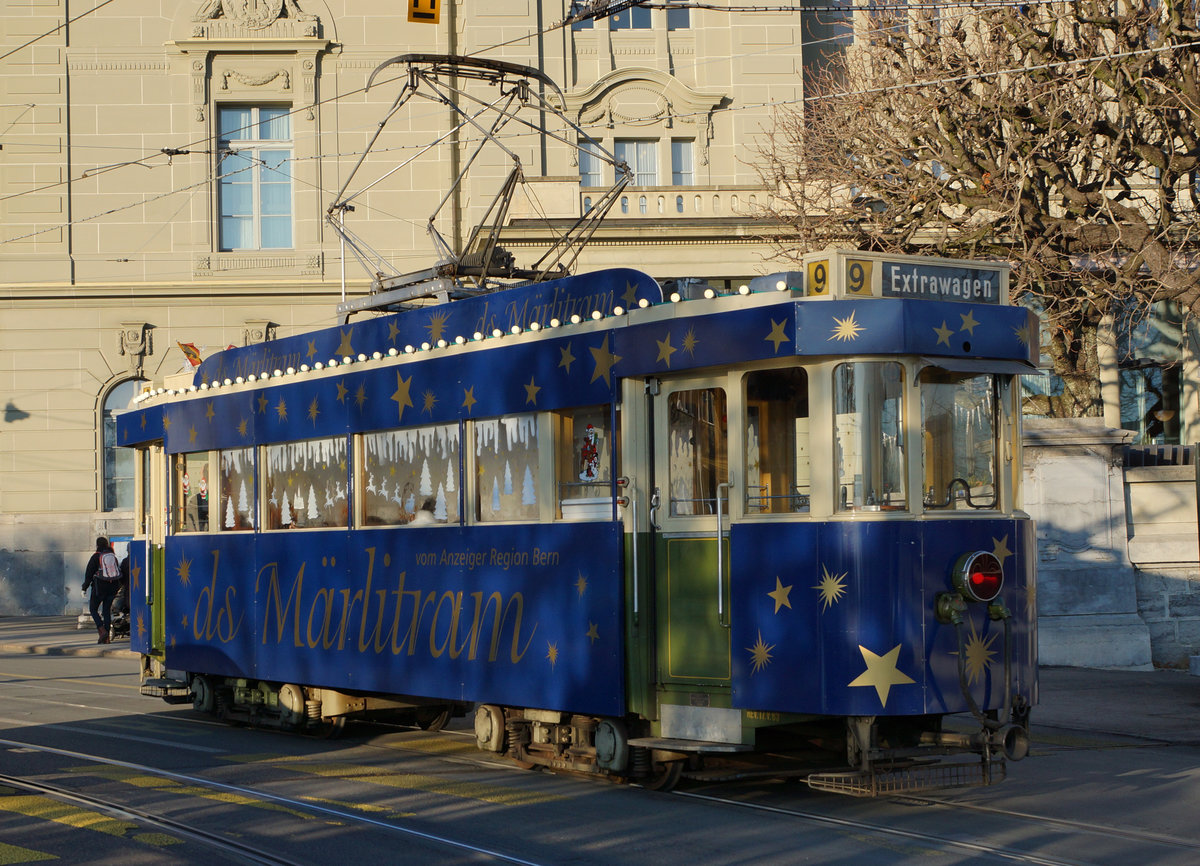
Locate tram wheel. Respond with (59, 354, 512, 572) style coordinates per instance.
(415, 708, 450, 732)
(640, 761, 684, 792)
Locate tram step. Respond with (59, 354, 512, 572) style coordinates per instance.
(627, 736, 754, 754)
(806, 759, 1006, 797)
(140, 677, 191, 700)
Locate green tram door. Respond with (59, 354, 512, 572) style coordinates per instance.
(650, 377, 734, 736)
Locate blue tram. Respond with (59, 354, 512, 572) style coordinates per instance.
(118, 249, 1038, 794)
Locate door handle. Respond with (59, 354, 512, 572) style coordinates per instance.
(648, 487, 661, 531)
(716, 480, 730, 628)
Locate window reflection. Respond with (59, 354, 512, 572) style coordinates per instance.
(834, 362, 905, 511)
(921, 369, 998, 509)
(219, 448, 255, 531)
(476, 414, 539, 522)
(668, 388, 728, 516)
(745, 369, 810, 514)
(361, 425, 459, 526)
(172, 451, 211, 533)
(263, 437, 348, 529)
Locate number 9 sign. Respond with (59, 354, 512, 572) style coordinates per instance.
(807, 259, 829, 295)
(846, 259, 873, 295)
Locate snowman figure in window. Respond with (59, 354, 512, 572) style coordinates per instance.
(579, 424, 600, 483)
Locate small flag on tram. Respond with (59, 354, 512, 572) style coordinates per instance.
(178, 342, 202, 367)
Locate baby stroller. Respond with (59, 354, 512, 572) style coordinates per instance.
(109, 583, 131, 640)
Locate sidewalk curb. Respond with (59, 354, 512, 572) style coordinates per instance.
(0, 642, 137, 660)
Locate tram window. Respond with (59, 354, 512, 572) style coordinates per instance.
(554, 404, 615, 520)
(360, 425, 460, 526)
(833, 362, 906, 511)
(476, 413, 539, 522)
(668, 388, 728, 517)
(218, 448, 255, 531)
(920, 369, 999, 510)
(745, 369, 810, 514)
(172, 451, 211, 533)
(262, 436, 349, 530)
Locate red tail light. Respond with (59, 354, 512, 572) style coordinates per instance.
(954, 551, 1004, 603)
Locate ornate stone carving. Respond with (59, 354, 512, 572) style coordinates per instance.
(243, 320, 277, 345)
(191, 0, 319, 37)
(220, 68, 291, 90)
(118, 323, 152, 376)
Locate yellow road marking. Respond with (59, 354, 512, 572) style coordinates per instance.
(386, 735, 481, 757)
(300, 795, 415, 819)
(0, 841, 57, 863)
(224, 754, 562, 806)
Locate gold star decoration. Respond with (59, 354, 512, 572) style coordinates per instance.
(656, 334, 677, 366)
(388, 320, 400, 341)
(336, 327, 355, 357)
(1014, 322, 1033, 348)
(275, 398, 287, 421)
(237, 418, 248, 438)
(559, 343, 576, 374)
(140, 414, 146, 430)
(391, 373, 413, 421)
(131, 562, 142, 591)
(188, 425, 197, 444)
(308, 396, 320, 425)
(830, 310, 864, 342)
(524, 376, 541, 405)
(933, 320, 954, 347)
(586, 622, 599, 644)
(955, 618, 998, 687)
(422, 389, 437, 413)
(136, 611, 145, 641)
(682, 327, 699, 355)
(848, 644, 915, 707)
(306, 339, 318, 361)
(589, 334, 622, 385)
(257, 393, 269, 414)
(205, 401, 215, 423)
(1024, 581, 1037, 616)
(176, 555, 192, 588)
(355, 382, 367, 410)
(747, 630, 775, 675)
(575, 573, 588, 597)
(546, 641, 559, 669)
(162, 414, 172, 431)
(426, 311, 449, 343)
(991, 535, 1013, 568)
(336, 381, 348, 404)
(814, 564, 848, 611)
(959, 309, 980, 335)
(622, 280, 640, 307)
(767, 576, 793, 614)
(181, 613, 188, 629)
(462, 386, 477, 414)
(765, 319, 790, 353)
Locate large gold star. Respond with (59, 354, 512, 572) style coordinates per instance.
(765, 319, 790, 353)
(336, 380, 348, 404)
(237, 418, 248, 437)
(682, 327, 699, 355)
(1014, 322, 1033, 348)
(992, 535, 1013, 568)
(830, 310, 863, 342)
(956, 618, 998, 687)
(848, 644, 915, 707)
(205, 401, 215, 423)
(524, 376, 541, 405)
(589, 335, 622, 385)
(462, 386, 477, 414)
(575, 572, 588, 597)
(656, 334, 677, 366)
(257, 393, 269, 415)
(176, 555, 193, 588)
(391, 373, 413, 421)
(188, 425, 197, 444)
(586, 622, 599, 644)
(767, 576, 793, 614)
(426, 311, 449, 343)
(131, 562, 142, 591)
(335, 327, 355, 357)
(559, 343, 576, 374)
(306, 339, 318, 361)
(814, 564, 848, 611)
(747, 630, 775, 675)
(162, 414, 172, 431)
(355, 382, 367, 410)
(622, 280, 640, 307)
(388, 320, 400, 341)
(933, 320, 954, 347)
(959, 309, 980, 335)
(308, 396, 320, 425)
(275, 398, 287, 421)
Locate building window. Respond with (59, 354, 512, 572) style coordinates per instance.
(102, 379, 145, 511)
(609, 4, 651, 28)
(1116, 301, 1184, 444)
(671, 139, 694, 186)
(666, 0, 690, 29)
(579, 140, 605, 188)
(615, 139, 657, 186)
(569, 1, 594, 29)
(217, 105, 293, 251)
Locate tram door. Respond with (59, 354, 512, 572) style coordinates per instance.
(650, 378, 732, 694)
(142, 444, 167, 656)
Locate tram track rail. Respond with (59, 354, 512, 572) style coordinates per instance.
(0, 736, 544, 866)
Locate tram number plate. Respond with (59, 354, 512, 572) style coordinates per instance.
(846, 259, 873, 295)
(881, 261, 1002, 304)
(807, 259, 829, 295)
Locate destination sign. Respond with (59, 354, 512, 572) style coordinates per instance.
(881, 261, 1003, 304)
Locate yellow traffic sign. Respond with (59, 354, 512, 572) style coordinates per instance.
(408, 0, 439, 23)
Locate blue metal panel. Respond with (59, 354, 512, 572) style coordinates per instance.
(129, 542, 150, 654)
(730, 518, 1035, 717)
(160, 523, 625, 716)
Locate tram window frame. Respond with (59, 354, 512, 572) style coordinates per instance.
(832, 361, 907, 512)
(358, 423, 461, 527)
(261, 435, 350, 530)
(666, 386, 729, 517)
(919, 368, 1000, 511)
(473, 412, 548, 523)
(743, 368, 811, 515)
(171, 450, 213, 534)
(218, 447, 256, 531)
(553, 404, 617, 521)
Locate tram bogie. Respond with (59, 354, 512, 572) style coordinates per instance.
(118, 249, 1038, 795)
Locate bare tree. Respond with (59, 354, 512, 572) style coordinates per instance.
(754, 1, 1200, 416)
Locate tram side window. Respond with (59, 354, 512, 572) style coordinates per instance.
(668, 388, 728, 516)
(262, 436, 349, 529)
(360, 424, 460, 526)
(920, 369, 998, 509)
(172, 451, 211, 533)
(219, 448, 255, 531)
(833, 362, 906, 511)
(745, 369, 810, 514)
(476, 413, 539, 522)
(554, 404, 615, 520)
